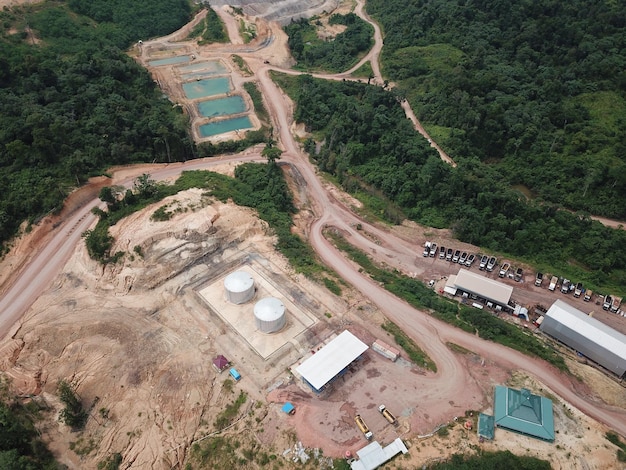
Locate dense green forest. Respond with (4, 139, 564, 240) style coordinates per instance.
(367, 0, 626, 218)
(0, 395, 59, 469)
(272, 73, 626, 292)
(427, 450, 551, 469)
(284, 13, 373, 72)
(0, 1, 194, 254)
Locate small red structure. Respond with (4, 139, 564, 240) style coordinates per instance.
(212, 355, 229, 372)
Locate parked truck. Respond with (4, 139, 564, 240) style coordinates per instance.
(560, 279, 570, 294)
(584, 290, 593, 302)
(514, 267, 523, 282)
(548, 276, 558, 291)
(610, 296, 623, 313)
(378, 405, 397, 425)
(486, 256, 497, 272)
(573, 282, 584, 298)
(535, 272, 543, 287)
(423, 242, 431, 257)
(499, 262, 510, 278)
(429, 242, 437, 258)
(603, 295, 612, 310)
(354, 415, 373, 440)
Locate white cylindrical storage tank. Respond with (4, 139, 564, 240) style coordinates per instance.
(224, 271, 255, 304)
(254, 297, 286, 333)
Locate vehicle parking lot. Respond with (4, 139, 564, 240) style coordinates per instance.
(420, 240, 626, 333)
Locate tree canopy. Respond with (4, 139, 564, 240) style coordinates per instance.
(367, 0, 626, 219)
(0, 2, 194, 254)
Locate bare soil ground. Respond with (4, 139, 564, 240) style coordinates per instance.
(1, 2, 626, 469)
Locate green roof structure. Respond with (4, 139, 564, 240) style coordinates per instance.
(478, 413, 495, 440)
(494, 386, 555, 442)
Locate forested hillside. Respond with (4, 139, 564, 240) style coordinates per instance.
(285, 13, 374, 72)
(367, 0, 626, 218)
(273, 73, 626, 291)
(0, 1, 193, 254)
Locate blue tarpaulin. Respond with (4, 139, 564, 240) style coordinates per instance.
(281, 402, 295, 414)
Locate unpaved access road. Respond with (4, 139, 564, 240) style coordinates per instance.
(1, 1, 625, 451)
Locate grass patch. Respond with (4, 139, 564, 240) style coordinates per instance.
(382, 321, 436, 371)
(243, 81, 268, 123)
(231, 54, 252, 76)
(446, 342, 474, 355)
(214, 390, 247, 429)
(351, 61, 374, 79)
(606, 432, 626, 462)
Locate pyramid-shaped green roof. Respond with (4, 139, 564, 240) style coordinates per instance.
(494, 386, 555, 442)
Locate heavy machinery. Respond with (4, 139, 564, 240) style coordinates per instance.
(354, 415, 373, 440)
(378, 405, 397, 425)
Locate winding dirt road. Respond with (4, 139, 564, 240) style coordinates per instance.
(1, 1, 625, 451)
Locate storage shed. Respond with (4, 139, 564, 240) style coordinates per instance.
(540, 299, 626, 377)
(295, 330, 368, 393)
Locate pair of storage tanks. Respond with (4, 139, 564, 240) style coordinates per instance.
(223, 270, 286, 333)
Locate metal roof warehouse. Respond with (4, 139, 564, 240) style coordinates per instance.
(445, 268, 513, 307)
(540, 299, 626, 377)
(295, 330, 368, 393)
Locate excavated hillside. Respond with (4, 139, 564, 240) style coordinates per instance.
(211, 0, 340, 24)
(0, 189, 287, 469)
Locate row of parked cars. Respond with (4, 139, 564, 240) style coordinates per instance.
(536, 273, 624, 314)
(423, 242, 476, 268)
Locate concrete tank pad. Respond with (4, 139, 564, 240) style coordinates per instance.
(197, 263, 317, 359)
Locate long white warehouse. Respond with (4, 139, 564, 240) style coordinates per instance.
(540, 299, 626, 377)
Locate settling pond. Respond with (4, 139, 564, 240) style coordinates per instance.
(183, 77, 231, 99)
(199, 116, 253, 137)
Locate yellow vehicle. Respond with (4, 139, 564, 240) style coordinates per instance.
(354, 414, 373, 440)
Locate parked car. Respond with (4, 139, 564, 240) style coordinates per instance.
(439, 245, 446, 259)
(459, 252, 468, 265)
(486, 256, 497, 272)
(446, 248, 453, 261)
(535, 272, 543, 287)
(465, 253, 476, 267)
(603, 295, 612, 310)
(452, 250, 461, 263)
(561, 279, 570, 294)
(479, 255, 489, 270)
(429, 242, 437, 257)
(514, 267, 523, 282)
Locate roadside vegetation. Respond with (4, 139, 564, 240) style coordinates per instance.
(285, 13, 373, 72)
(382, 321, 436, 372)
(188, 6, 228, 44)
(271, 72, 626, 295)
(327, 230, 568, 372)
(368, 0, 626, 221)
(606, 432, 626, 462)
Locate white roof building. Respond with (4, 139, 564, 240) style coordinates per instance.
(350, 438, 408, 470)
(445, 268, 513, 306)
(540, 299, 626, 377)
(295, 330, 368, 392)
